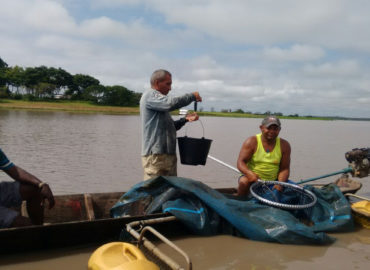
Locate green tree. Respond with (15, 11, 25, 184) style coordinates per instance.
(47, 67, 73, 95)
(69, 74, 100, 99)
(34, 82, 56, 98)
(83, 84, 106, 102)
(0, 57, 8, 69)
(5, 66, 25, 94)
(101, 85, 139, 106)
(0, 57, 9, 87)
(0, 59, 144, 104)
(23, 66, 51, 95)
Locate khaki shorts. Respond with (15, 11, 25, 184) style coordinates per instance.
(141, 154, 177, 180)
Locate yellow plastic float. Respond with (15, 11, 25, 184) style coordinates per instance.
(346, 194, 370, 229)
(351, 200, 370, 229)
(88, 242, 159, 270)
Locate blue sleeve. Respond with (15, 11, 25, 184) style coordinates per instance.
(0, 148, 14, 170)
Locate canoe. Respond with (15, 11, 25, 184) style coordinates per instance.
(0, 188, 235, 254)
(0, 181, 360, 254)
(0, 191, 169, 254)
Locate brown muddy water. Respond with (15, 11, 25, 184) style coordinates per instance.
(0, 110, 369, 269)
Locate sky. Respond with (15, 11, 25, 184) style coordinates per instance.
(1, 0, 369, 117)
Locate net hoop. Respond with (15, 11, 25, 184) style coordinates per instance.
(250, 180, 317, 210)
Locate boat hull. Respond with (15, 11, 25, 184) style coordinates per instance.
(0, 181, 360, 254)
(0, 191, 168, 254)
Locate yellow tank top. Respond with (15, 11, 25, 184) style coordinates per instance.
(247, 133, 282, 180)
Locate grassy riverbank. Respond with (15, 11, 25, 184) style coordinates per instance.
(196, 111, 332, 120)
(0, 99, 333, 120)
(0, 99, 140, 114)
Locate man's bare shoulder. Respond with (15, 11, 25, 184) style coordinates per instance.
(280, 137, 290, 146)
(243, 135, 257, 148)
(279, 138, 291, 152)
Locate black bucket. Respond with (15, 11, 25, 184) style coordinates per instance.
(177, 120, 212, 165)
(178, 136, 212, 165)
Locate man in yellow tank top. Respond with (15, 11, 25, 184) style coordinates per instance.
(236, 116, 291, 196)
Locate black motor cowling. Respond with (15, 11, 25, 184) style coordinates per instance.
(345, 148, 370, 178)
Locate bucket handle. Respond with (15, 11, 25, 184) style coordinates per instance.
(184, 119, 205, 138)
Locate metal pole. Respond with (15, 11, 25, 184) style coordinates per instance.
(297, 167, 353, 184)
(208, 154, 353, 185)
(126, 216, 191, 270)
(207, 155, 240, 173)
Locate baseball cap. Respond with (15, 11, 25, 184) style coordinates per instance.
(261, 116, 281, 128)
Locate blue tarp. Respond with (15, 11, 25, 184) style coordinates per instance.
(111, 176, 354, 245)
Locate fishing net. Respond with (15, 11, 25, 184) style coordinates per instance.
(112, 176, 353, 245)
(250, 180, 317, 210)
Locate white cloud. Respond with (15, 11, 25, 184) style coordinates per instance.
(78, 16, 160, 47)
(147, 0, 370, 51)
(303, 60, 360, 77)
(0, 0, 370, 117)
(0, 0, 76, 34)
(263, 45, 325, 62)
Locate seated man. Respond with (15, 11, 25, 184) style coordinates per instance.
(0, 148, 55, 228)
(236, 116, 291, 196)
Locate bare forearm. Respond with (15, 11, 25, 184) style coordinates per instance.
(237, 162, 259, 181)
(5, 165, 42, 187)
(237, 161, 249, 175)
(277, 169, 290, 182)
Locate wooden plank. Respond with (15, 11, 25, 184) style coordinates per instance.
(43, 194, 86, 223)
(84, 194, 95, 221)
(90, 192, 123, 219)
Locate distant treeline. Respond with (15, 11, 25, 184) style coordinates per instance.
(0, 57, 141, 106)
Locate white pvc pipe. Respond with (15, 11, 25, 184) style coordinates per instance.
(207, 155, 240, 173)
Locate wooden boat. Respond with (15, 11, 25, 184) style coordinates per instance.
(0, 191, 169, 254)
(0, 180, 360, 254)
(0, 188, 235, 254)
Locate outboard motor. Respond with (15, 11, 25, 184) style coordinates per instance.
(345, 148, 370, 178)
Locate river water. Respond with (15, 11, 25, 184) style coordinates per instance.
(0, 109, 369, 269)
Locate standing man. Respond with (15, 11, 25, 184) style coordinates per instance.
(236, 116, 291, 196)
(140, 69, 202, 180)
(0, 148, 55, 228)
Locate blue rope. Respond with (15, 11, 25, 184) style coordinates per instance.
(163, 207, 204, 214)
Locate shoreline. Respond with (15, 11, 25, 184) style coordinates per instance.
(1, 99, 365, 121)
(0, 99, 139, 115)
